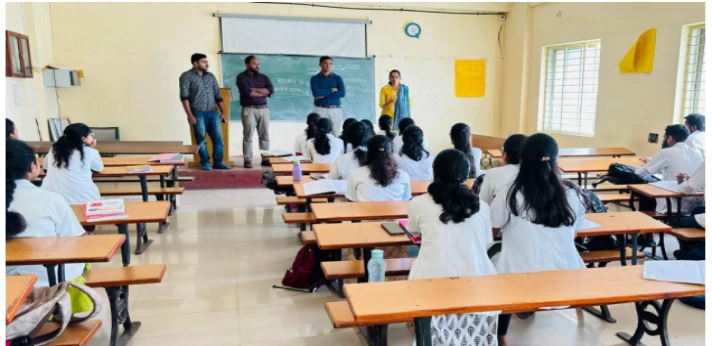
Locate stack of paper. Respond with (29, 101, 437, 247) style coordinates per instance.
(83, 199, 129, 222)
(302, 179, 346, 196)
(651, 180, 682, 193)
(260, 149, 293, 157)
(148, 153, 184, 163)
(282, 155, 309, 162)
(127, 165, 152, 174)
(643, 260, 705, 285)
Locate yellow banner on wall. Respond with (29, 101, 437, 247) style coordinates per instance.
(455, 60, 486, 97)
(619, 28, 657, 74)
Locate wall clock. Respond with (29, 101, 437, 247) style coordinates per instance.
(405, 23, 421, 38)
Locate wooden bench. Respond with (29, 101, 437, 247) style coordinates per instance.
(640, 211, 669, 220)
(321, 258, 414, 280)
(32, 320, 103, 346)
(94, 176, 195, 184)
(282, 212, 316, 224)
(670, 228, 705, 241)
(596, 193, 636, 204)
(276, 196, 328, 205)
(301, 231, 317, 245)
(84, 264, 166, 346)
(581, 248, 644, 264)
(583, 184, 630, 192)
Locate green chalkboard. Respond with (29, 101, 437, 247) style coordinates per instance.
(220, 54, 376, 122)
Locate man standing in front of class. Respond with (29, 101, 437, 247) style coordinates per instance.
(310, 56, 345, 136)
(237, 55, 274, 168)
(179, 53, 231, 171)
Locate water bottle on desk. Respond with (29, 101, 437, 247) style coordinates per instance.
(367, 249, 386, 282)
(292, 160, 302, 181)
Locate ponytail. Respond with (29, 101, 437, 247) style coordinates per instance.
(366, 135, 398, 186)
(305, 113, 321, 140)
(400, 125, 428, 161)
(450, 123, 476, 178)
(52, 123, 92, 169)
(378, 115, 395, 140)
(429, 149, 480, 224)
(6, 140, 36, 239)
(345, 121, 371, 167)
(313, 118, 333, 156)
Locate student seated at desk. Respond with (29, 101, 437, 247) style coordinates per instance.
(6, 118, 19, 139)
(304, 118, 344, 163)
(490, 134, 587, 344)
(392, 117, 429, 154)
(479, 134, 527, 204)
(345, 135, 411, 202)
(5, 140, 93, 313)
(361, 119, 376, 137)
(674, 161, 705, 259)
(450, 123, 482, 178)
(407, 149, 499, 344)
(328, 121, 371, 180)
(377, 115, 396, 140)
(684, 113, 705, 157)
(293, 112, 320, 155)
(635, 124, 703, 215)
(340, 117, 357, 153)
(394, 126, 433, 180)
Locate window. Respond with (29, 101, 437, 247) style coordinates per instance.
(5, 30, 33, 78)
(681, 25, 705, 116)
(539, 40, 601, 136)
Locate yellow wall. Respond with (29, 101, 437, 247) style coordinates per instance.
(505, 2, 705, 156)
(5, 2, 56, 142)
(49, 2, 508, 155)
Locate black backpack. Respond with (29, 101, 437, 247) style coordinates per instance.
(261, 171, 278, 191)
(592, 163, 657, 187)
(575, 191, 618, 251)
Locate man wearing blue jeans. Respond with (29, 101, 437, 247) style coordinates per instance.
(179, 53, 231, 171)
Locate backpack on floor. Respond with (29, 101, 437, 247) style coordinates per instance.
(261, 171, 278, 191)
(7, 281, 102, 346)
(592, 163, 657, 187)
(277, 244, 338, 292)
(575, 191, 618, 252)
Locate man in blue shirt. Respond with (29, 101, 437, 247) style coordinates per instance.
(310, 56, 345, 136)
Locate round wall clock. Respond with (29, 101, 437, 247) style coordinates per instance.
(405, 23, 421, 38)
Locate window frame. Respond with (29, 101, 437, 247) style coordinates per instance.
(680, 24, 705, 117)
(537, 39, 602, 137)
(6, 30, 33, 78)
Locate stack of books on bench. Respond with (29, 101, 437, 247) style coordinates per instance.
(83, 199, 129, 222)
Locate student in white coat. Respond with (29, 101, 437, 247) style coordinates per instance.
(293, 113, 320, 155)
(393, 118, 429, 154)
(346, 135, 411, 202)
(394, 126, 434, 180)
(673, 161, 705, 259)
(450, 123, 482, 178)
(684, 113, 705, 157)
(304, 118, 344, 163)
(408, 149, 498, 346)
(490, 133, 588, 343)
(377, 115, 396, 140)
(478, 134, 527, 204)
(328, 121, 371, 180)
(6, 140, 94, 313)
(339, 118, 358, 154)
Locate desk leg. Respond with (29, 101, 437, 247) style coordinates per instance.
(358, 247, 374, 284)
(583, 172, 589, 189)
(631, 235, 639, 266)
(617, 235, 628, 266)
(106, 286, 141, 346)
(117, 224, 131, 267)
(139, 176, 149, 202)
(366, 325, 389, 346)
(577, 173, 582, 186)
(134, 223, 154, 255)
(44, 265, 58, 286)
(414, 316, 432, 346)
(629, 191, 637, 212)
(616, 299, 674, 346)
(57, 264, 66, 283)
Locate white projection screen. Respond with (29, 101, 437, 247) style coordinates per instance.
(219, 15, 368, 58)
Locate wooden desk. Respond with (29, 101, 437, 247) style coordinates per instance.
(272, 163, 330, 175)
(488, 147, 635, 159)
(311, 201, 408, 222)
(558, 157, 642, 186)
(28, 141, 198, 155)
(314, 223, 411, 250)
(6, 235, 125, 287)
(277, 176, 314, 187)
(6, 275, 37, 324)
(268, 157, 310, 165)
(72, 201, 170, 266)
(341, 266, 703, 346)
(293, 179, 476, 199)
(38, 156, 185, 167)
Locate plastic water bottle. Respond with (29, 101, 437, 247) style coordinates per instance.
(367, 249, 386, 282)
(292, 160, 302, 181)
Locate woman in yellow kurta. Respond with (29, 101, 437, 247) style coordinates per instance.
(379, 70, 411, 127)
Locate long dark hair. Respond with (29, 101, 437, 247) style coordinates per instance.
(52, 123, 92, 169)
(401, 125, 429, 161)
(450, 123, 476, 178)
(397, 118, 415, 135)
(346, 121, 370, 166)
(6, 118, 16, 139)
(340, 118, 357, 150)
(304, 113, 321, 140)
(502, 134, 528, 165)
(366, 135, 398, 187)
(429, 149, 480, 223)
(313, 118, 333, 155)
(378, 115, 395, 140)
(507, 133, 578, 228)
(361, 119, 376, 136)
(6, 140, 36, 239)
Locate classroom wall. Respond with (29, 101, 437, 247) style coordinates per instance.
(504, 2, 705, 156)
(5, 2, 57, 142)
(48, 2, 508, 156)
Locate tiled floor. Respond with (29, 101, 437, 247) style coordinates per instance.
(86, 189, 705, 346)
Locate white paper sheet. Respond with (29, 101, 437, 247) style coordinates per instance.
(577, 219, 601, 231)
(302, 179, 347, 196)
(651, 180, 682, 193)
(260, 149, 293, 157)
(643, 260, 705, 285)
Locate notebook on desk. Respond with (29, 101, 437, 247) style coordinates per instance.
(302, 179, 346, 196)
(148, 153, 184, 163)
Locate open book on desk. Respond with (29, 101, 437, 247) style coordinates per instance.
(650, 180, 682, 193)
(302, 179, 346, 196)
(643, 260, 705, 285)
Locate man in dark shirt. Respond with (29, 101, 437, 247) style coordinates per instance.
(179, 53, 230, 171)
(310, 56, 345, 136)
(236, 55, 274, 168)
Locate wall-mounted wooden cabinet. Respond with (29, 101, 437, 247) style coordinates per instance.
(6, 30, 33, 78)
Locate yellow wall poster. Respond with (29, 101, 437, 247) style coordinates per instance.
(455, 60, 486, 97)
(619, 28, 657, 74)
